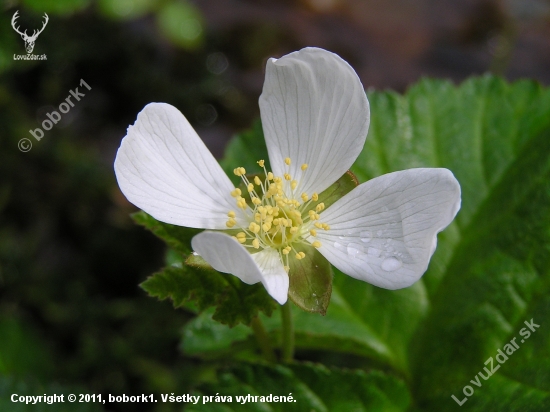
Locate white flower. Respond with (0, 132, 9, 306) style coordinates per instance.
(114, 47, 461, 305)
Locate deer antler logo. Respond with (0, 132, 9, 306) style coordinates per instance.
(11, 11, 49, 54)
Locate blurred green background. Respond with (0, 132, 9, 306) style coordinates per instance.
(1, 0, 550, 411)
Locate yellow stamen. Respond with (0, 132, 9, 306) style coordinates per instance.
(233, 167, 246, 176)
(295, 251, 305, 260)
(224, 157, 331, 263)
(237, 197, 247, 209)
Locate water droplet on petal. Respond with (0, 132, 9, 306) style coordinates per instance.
(334, 242, 346, 251)
(338, 235, 346, 240)
(376, 230, 383, 236)
(347, 243, 362, 258)
(360, 230, 372, 243)
(381, 257, 402, 271)
(367, 247, 381, 257)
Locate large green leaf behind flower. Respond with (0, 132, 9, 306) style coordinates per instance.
(186, 362, 410, 412)
(181, 76, 550, 410)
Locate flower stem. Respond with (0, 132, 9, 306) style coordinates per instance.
(250, 316, 276, 363)
(280, 302, 294, 362)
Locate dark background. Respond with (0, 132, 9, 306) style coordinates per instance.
(1, 0, 549, 410)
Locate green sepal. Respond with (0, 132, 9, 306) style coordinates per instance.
(288, 243, 333, 315)
(185, 253, 213, 270)
(316, 170, 359, 210)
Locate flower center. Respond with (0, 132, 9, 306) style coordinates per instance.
(226, 158, 330, 272)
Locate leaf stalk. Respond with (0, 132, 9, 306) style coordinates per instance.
(250, 316, 276, 363)
(281, 302, 294, 362)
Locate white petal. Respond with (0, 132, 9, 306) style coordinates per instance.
(114, 103, 236, 229)
(191, 232, 289, 304)
(259, 47, 369, 196)
(315, 168, 461, 289)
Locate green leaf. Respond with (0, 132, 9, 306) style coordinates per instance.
(181, 288, 396, 368)
(351, 76, 550, 409)
(141, 264, 276, 327)
(98, 0, 157, 20)
(187, 362, 410, 412)
(156, 1, 204, 50)
(22, 0, 90, 14)
(288, 244, 333, 315)
(181, 308, 253, 358)
(0, 318, 54, 379)
(132, 210, 200, 256)
(220, 120, 269, 186)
